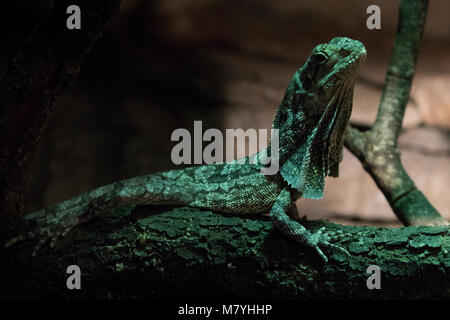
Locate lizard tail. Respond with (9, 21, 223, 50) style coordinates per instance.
(4, 171, 195, 253)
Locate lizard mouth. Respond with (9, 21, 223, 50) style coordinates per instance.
(347, 46, 367, 70)
(339, 50, 366, 77)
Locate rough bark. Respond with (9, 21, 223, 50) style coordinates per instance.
(0, 0, 121, 218)
(2, 205, 449, 299)
(345, 0, 446, 226)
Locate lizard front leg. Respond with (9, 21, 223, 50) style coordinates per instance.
(270, 187, 349, 263)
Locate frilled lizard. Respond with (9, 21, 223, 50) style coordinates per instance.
(6, 37, 367, 262)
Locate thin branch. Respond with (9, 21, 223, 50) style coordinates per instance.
(372, 0, 429, 144)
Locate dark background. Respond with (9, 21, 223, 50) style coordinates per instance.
(1, 0, 449, 226)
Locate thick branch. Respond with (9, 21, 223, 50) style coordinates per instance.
(345, 0, 446, 225)
(0, 0, 121, 218)
(1, 206, 449, 299)
(345, 127, 445, 226)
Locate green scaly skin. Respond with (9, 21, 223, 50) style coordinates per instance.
(6, 37, 367, 262)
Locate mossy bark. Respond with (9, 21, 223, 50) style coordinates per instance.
(2, 205, 449, 299)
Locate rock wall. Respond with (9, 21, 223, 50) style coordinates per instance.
(1, 0, 447, 225)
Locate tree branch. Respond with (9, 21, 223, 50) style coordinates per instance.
(0, 0, 121, 218)
(345, 0, 447, 226)
(372, 0, 428, 143)
(2, 206, 449, 299)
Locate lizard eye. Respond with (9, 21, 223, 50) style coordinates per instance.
(314, 52, 329, 64)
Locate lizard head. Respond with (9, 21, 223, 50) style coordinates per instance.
(299, 37, 366, 104)
(273, 37, 366, 199)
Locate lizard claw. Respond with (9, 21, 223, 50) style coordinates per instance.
(4, 231, 36, 248)
(305, 227, 350, 263)
(31, 234, 50, 256)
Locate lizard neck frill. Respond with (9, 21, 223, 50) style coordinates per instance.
(278, 79, 353, 199)
(327, 75, 355, 177)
